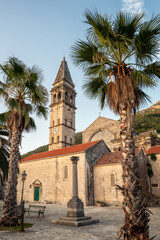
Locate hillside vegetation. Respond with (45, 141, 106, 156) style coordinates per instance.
(133, 101, 160, 134)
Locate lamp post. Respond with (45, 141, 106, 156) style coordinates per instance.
(19, 170, 27, 232)
(21, 171, 27, 204)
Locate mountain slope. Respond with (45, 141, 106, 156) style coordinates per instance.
(133, 100, 160, 134)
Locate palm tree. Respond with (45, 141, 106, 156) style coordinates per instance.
(0, 57, 48, 226)
(0, 123, 9, 184)
(71, 11, 160, 240)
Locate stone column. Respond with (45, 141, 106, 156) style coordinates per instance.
(71, 156, 79, 198)
(67, 156, 84, 217)
(53, 155, 99, 226)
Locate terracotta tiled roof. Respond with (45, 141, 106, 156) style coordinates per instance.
(21, 140, 100, 162)
(95, 148, 141, 166)
(147, 145, 160, 154)
(95, 151, 121, 165)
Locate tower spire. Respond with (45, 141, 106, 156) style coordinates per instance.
(53, 57, 74, 86)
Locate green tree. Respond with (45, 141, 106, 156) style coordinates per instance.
(72, 10, 160, 240)
(0, 123, 9, 183)
(0, 57, 48, 226)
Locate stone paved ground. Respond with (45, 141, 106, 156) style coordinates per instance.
(0, 203, 160, 240)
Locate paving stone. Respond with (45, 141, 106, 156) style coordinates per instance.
(0, 203, 159, 240)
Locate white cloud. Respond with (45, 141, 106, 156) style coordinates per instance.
(121, 0, 144, 14)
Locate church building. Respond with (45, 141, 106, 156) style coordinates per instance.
(17, 58, 150, 206)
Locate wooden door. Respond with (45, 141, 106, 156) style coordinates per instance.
(34, 187, 39, 201)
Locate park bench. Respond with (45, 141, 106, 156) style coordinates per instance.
(25, 205, 46, 218)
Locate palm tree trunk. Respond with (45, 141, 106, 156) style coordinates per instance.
(0, 123, 21, 226)
(118, 104, 150, 240)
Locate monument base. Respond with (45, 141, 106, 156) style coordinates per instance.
(52, 216, 99, 227)
(67, 196, 84, 217)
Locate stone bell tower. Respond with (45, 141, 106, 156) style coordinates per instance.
(49, 57, 76, 151)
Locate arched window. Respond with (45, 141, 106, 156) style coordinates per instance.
(64, 166, 68, 179)
(111, 173, 115, 187)
(57, 136, 59, 143)
(65, 136, 67, 143)
(70, 138, 72, 144)
(58, 92, 61, 100)
(65, 92, 68, 101)
(53, 94, 56, 102)
(52, 137, 54, 144)
(70, 95, 73, 103)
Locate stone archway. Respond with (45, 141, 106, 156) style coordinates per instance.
(89, 129, 115, 151)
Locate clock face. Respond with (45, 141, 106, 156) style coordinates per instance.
(54, 128, 58, 134)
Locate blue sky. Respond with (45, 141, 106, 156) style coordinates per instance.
(0, 0, 160, 154)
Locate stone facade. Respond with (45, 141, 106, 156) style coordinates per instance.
(147, 146, 160, 197)
(93, 149, 149, 206)
(83, 116, 154, 153)
(150, 153, 160, 197)
(94, 163, 123, 205)
(17, 153, 83, 204)
(82, 116, 120, 151)
(49, 58, 76, 150)
(17, 140, 109, 205)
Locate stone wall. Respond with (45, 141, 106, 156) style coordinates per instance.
(17, 152, 87, 205)
(148, 153, 160, 197)
(94, 163, 123, 205)
(83, 116, 153, 153)
(82, 117, 120, 152)
(94, 150, 149, 206)
(85, 140, 110, 205)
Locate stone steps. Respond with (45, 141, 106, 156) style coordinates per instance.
(52, 217, 99, 227)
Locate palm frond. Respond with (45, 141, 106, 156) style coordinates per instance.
(134, 14, 160, 64)
(132, 70, 157, 88)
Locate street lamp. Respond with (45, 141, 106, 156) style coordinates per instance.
(21, 170, 27, 204)
(19, 170, 27, 232)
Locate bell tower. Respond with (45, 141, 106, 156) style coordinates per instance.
(49, 57, 76, 151)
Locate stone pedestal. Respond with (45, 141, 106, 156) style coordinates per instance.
(67, 196, 84, 218)
(52, 156, 99, 227)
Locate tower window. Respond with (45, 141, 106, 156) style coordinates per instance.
(65, 92, 68, 101)
(64, 166, 68, 179)
(111, 173, 115, 187)
(53, 94, 56, 102)
(52, 137, 54, 144)
(57, 136, 59, 143)
(70, 95, 73, 103)
(71, 121, 72, 127)
(58, 119, 60, 125)
(65, 119, 67, 125)
(53, 121, 54, 127)
(65, 136, 67, 143)
(70, 138, 72, 144)
(58, 92, 61, 100)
